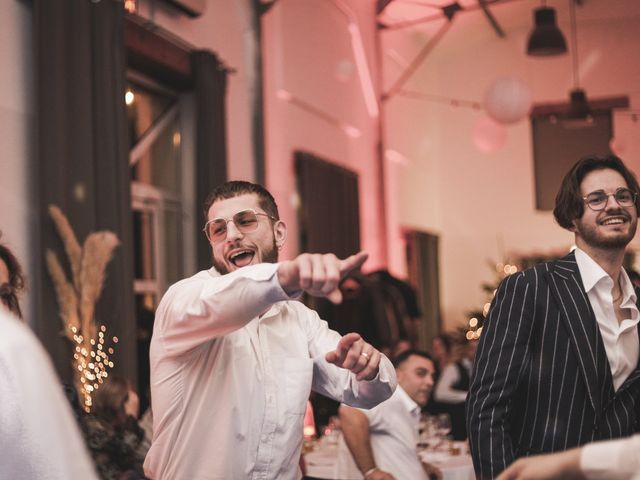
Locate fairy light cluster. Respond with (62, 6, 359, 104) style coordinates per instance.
(70, 324, 118, 412)
(466, 261, 519, 340)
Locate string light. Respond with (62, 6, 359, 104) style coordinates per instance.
(69, 322, 117, 412)
(467, 260, 519, 340)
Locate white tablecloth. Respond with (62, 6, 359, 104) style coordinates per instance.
(304, 437, 475, 480)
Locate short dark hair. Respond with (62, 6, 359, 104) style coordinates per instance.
(0, 239, 25, 319)
(202, 181, 280, 223)
(553, 155, 640, 230)
(393, 349, 433, 369)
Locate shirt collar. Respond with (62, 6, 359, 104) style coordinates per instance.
(574, 247, 637, 304)
(574, 247, 609, 293)
(396, 385, 421, 417)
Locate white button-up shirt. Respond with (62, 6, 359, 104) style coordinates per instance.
(580, 434, 640, 480)
(0, 310, 98, 480)
(144, 263, 396, 480)
(575, 248, 640, 390)
(337, 386, 428, 480)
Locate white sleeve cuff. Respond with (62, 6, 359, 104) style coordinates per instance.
(580, 435, 640, 480)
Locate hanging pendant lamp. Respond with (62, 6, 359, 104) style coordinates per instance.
(527, 6, 567, 56)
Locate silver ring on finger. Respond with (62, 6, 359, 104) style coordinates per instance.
(360, 351, 370, 360)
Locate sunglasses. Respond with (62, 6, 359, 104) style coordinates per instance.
(203, 209, 276, 243)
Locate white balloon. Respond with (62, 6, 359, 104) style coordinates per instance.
(483, 77, 533, 125)
(472, 115, 508, 153)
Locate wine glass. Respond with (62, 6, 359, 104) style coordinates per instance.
(417, 415, 439, 451)
(436, 414, 452, 445)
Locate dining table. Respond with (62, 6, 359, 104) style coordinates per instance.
(304, 434, 475, 480)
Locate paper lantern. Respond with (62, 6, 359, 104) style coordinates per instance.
(472, 115, 508, 153)
(483, 77, 533, 125)
(609, 136, 626, 156)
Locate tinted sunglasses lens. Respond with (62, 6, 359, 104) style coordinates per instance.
(208, 220, 228, 242)
(233, 210, 259, 232)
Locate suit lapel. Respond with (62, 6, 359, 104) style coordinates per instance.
(547, 252, 603, 414)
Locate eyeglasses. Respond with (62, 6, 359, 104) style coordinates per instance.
(203, 209, 276, 243)
(582, 187, 637, 211)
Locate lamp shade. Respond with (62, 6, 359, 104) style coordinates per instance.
(527, 7, 567, 56)
(567, 88, 590, 119)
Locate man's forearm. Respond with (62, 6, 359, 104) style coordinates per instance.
(339, 406, 377, 474)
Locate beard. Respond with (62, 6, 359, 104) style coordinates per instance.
(211, 237, 279, 275)
(574, 211, 637, 250)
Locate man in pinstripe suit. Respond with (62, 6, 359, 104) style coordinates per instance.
(467, 155, 640, 479)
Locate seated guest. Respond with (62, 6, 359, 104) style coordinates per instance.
(432, 335, 477, 440)
(83, 375, 147, 480)
(339, 350, 442, 480)
(0, 237, 26, 319)
(0, 307, 97, 479)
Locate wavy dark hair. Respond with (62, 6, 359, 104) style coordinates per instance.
(202, 180, 280, 223)
(553, 155, 640, 230)
(0, 239, 25, 319)
(92, 375, 135, 426)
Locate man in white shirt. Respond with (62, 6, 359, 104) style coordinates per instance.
(0, 308, 98, 479)
(144, 181, 396, 480)
(467, 155, 640, 479)
(497, 434, 640, 480)
(339, 350, 441, 480)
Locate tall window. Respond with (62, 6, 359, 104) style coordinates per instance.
(127, 72, 194, 410)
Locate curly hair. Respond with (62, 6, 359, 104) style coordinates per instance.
(0, 238, 25, 319)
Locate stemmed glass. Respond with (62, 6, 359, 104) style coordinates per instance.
(417, 414, 439, 451)
(436, 413, 452, 440)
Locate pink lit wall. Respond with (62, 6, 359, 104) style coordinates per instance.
(382, 0, 640, 328)
(262, 0, 388, 270)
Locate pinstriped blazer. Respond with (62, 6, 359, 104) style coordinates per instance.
(466, 251, 640, 479)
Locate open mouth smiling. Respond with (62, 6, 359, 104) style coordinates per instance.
(227, 249, 255, 268)
(600, 215, 628, 226)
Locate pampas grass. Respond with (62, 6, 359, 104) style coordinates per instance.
(45, 205, 120, 411)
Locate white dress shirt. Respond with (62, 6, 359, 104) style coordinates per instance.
(434, 359, 471, 403)
(580, 434, 640, 480)
(574, 248, 640, 390)
(338, 386, 428, 480)
(0, 309, 98, 480)
(144, 263, 396, 480)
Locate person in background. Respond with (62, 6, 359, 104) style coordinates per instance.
(424, 333, 453, 417)
(83, 375, 147, 480)
(339, 350, 442, 480)
(0, 307, 98, 479)
(390, 338, 412, 360)
(145, 181, 396, 480)
(0, 236, 26, 319)
(430, 334, 452, 373)
(467, 155, 640, 478)
(432, 335, 477, 440)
